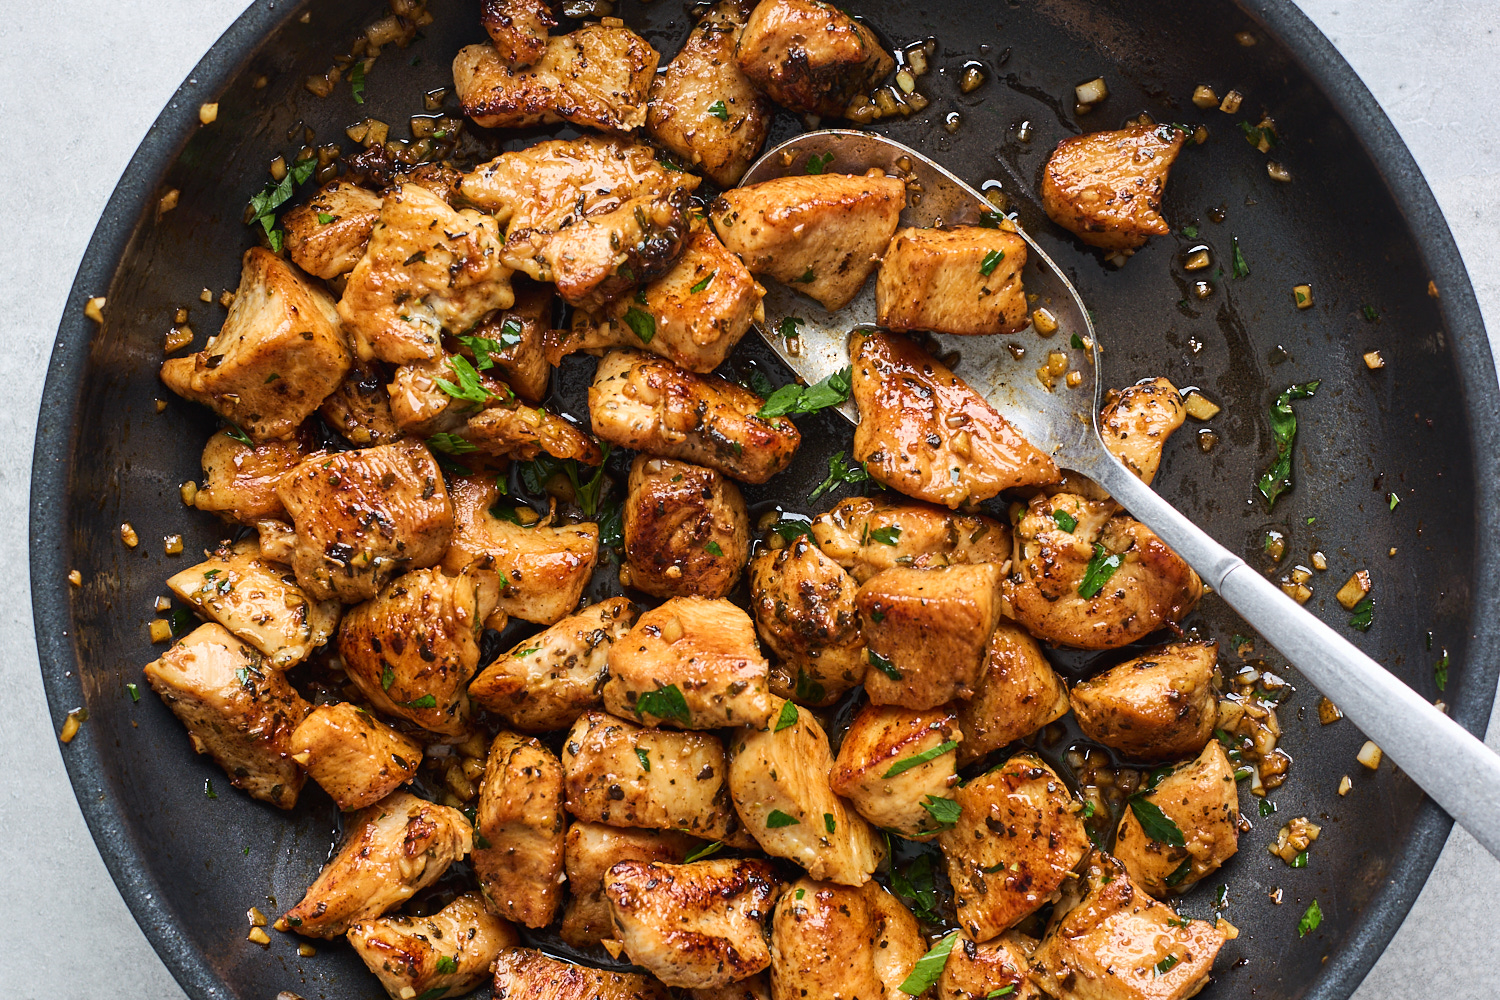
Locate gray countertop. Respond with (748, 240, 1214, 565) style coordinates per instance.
(2, 1, 1497, 997)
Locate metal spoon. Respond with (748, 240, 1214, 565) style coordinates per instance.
(741, 129, 1500, 861)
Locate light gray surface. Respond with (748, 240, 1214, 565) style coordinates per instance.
(1, 1, 1497, 998)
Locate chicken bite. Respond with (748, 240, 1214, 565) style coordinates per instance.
(463, 395, 604, 464)
(735, 0, 894, 117)
(561, 822, 699, 948)
(769, 878, 925, 1000)
(829, 704, 961, 840)
(1041, 123, 1185, 253)
(348, 891, 518, 1000)
(1114, 740, 1240, 897)
(939, 932, 1042, 1000)
(809, 497, 1010, 584)
(954, 621, 1070, 765)
(748, 536, 866, 708)
(191, 427, 323, 525)
(283, 179, 383, 280)
(620, 457, 750, 600)
(491, 948, 673, 1000)
(480, 0, 555, 67)
(1101, 377, 1186, 485)
(289, 702, 422, 811)
(876, 225, 1030, 336)
(473, 732, 566, 928)
(319, 361, 402, 448)
(1070, 642, 1219, 762)
(467, 280, 553, 402)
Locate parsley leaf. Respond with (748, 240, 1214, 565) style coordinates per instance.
(434, 355, 495, 408)
(381, 664, 395, 691)
(809, 450, 870, 501)
(777, 316, 804, 339)
(1156, 953, 1181, 975)
(805, 151, 834, 174)
(1435, 651, 1450, 691)
(870, 525, 902, 546)
(223, 423, 254, 446)
(126, 682, 141, 703)
(635, 748, 651, 772)
(775, 701, 799, 732)
(350, 60, 367, 103)
(980, 249, 1004, 276)
(1349, 596, 1374, 631)
(1362, 304, 1380, 322)
(1077, 543, 1123, 599)
(765, 809, 800, 828)
(1231, 236, 1250, 279)
(794, 668, 825, 704)
(1297, 899, 1323, 937)
(1052, 509, 1078, 532)
(707, 99, 730, 121)
(756, 366, 853, 419)
(684, 840, 722, 863)
(824, 813, 836, 833)
(246, 157, 317, 235)
(690, 270, 716, 294)
(1181, 224, 1199, 238)
(704, 541, 724, 556)
(898, 932, 959, 996)
(405, 694, 438, 709)
(890, 851, 942, 921)
(1165, 858, 1194, 886)
(883, 740, 959, 778)
(1128, 795, 1186, 847)
(1256, 380, 1320, 509)
(978, 210, 1002, 229)
(772, 519, 812, 542)
(458, 334, 506, 370)
(427, 433, 478, 455)
(867, 649, 902, 680)
(634, 684, 691, 725)
(317, 212, 334, 225)
(434, 955, 458, 975)
(623, 306, 656, 344)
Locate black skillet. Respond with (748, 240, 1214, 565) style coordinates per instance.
(32, 1, 1500, 998)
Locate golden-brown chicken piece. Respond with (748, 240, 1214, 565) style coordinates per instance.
(1071, 642, 1219, 762)
(829, 704, 961, 840)
(161, 248, 350, 443)
(492, 948, 673, 1000)
(857, 564, 1005, 710)
(938, 753, 1090, 942)
(620, 457, 750, 600)
(348, 891, 518, 1000)
(283, 179, 383, 280)
(939, 932, 1043, 1000)
(464, 396, 605, 464)
(256, 519, 297, 564)
(648, 2, 772, 187)
(729, 701, 882, 884)
(480, 0, 556, 67)
(1007, 492, 1203, 649)
(563, 711, 741, 841)
(473, 732, 566, 928)
(851, 329, 1059, 507)
(468, 280, 553, 402)
(1101, 378, 1186, 485)
(735, 0, 894, 117)
(338, 183, 513, 365)
(384, 356, 479, 438)
(277, 439, 454, 603)
(606, 858, 783, 988)
(691, 975, 771, 1000)
(876, 225, 1030, 336)
(748, 537, 865, 708)
(142, 623, 309, 809)
(319, 361, 403, 447)
(561, 822, 699, 948)
(338, 563, 500, 736)
(166, 539, 339, 669)
(1030, 853, 1227, 1000)
(191, 427, 323, 525)
(281, 790, 472, 939)
(1041, 124, 1185, 253)
(470, 598, 637, 733)
(1115, 740, 1240, 897)
(289, 702, 422, 811)
(954, 621, 1070, 765)
(710, 171, 905, 311)
(810, 497, 1011, 584)
(605, 597, 773, 729)
(769, 878, 924, 1000)
(590, 349, 800, 484)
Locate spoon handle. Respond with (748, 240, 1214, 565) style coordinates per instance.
(1092, 458, 1500, 861)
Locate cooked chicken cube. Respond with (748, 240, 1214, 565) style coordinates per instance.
(256, 519, 297, 565)
(1101, 377, 1186, 484)
(648, 2, 773, 187)
(1115, 740, 1239, 897)
(690, 975, 771, 1000)
(1070, 642, 1219, 762)
(480, 0, 555, 67)
(142, 623, 309, 809)
(809, 497, 1011, 584)
(735, 0, 895, 117)
(729, 701, 881, 884)
(283, 179, 383, 280)
(1041, 124, 1185, 252)
(191, 427, 323, 525)
(276, 439, 454, 603)
(338, 183, 513, 365)
(468, 280, 553, 402)
(748, 536, 865, 708)
(281, 790, 471, 938)
(337, 563, 500, 736)
(561, 822, 699, 948)
(348, 891, 518, 1000)
(473, 732, 566, 928)
(492, 948, 672, 1000)
(319, 361, 402, 447)
(385, 355, 480, 438)
(620, 457, 750, 600)
(1006, 492, 1203, 649)
(954, 621, 1070, 765)
(166, 539, 339, 669)
(710, 171, 905, 311)
(769, 878, 924, 1000)
(857, 564, 1005, 710)
(161, 248, 350, 443)
(590, 349, 800, 484)
(939, 932, 1042, 1000)
(605, 597, 773, 729)
(289, 702, 422, 811)
(938, 753, 1090, 941)
(606, 858, 783, 988)
(463, 395, 605, 464)
(876, 225, 1030, 336)
(851, 329, 1059, 507)
(470, 598, 638, 733)
(1030, 853, 1227, 1000)
(563, 711, 742, 841)
(829, 704, 961, 840)
(442, 474, 599, 626)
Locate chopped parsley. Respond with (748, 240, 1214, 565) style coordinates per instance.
(1165, 858, 1194, 886)
(978, 210, 1003, 228)
(1290, 850, 1308, 869)
(634, 684, 691, 725)
(756, 366, 853, 420)
(898, 932, 959, 996)
(126, 682, 140, 702)
(1297, 899, 1323, 937)
(1348, 595, 1374, 631)
(824, 813, 836, 834)
(774, 701, 800, 732)
(434, 955, 458, 975)
(623, 306, 656, 344)
(778, 316, 804, 339)
(1362, 304, 1380, 322)
(1155, 953, 1181, 975)
(1051, 509, 1078, 532)
(350, 60, 367, 103)
(205, 779, 218, 799)
(434, 355, 495, 408)
(457, 333, 507, 370)
(317, 212, 334, 225)
(689, 270, 716, 294)
(883, 740, 959, 778)
(1231, 236, 1250, 278)
(979, 249, 1004, 276)
(890, 851, 942, 921)
(772, 519, 813, 542)
(765, 809, 800, 828)
(427, 433, 478, 456)
(986, 989, 1016, 999)
(1260, 798, 1277, 817)
(684, 840, 723, 863)
(1181, 224, 1199, 238)
(707, 99, 730, 121)
(1128, 795, 1186, 847)
(805, 151, 834, 174)
(223, 423, 254, 446)
(704, 541, 724, 557)
(405, 694, 438, 709)
(1435, 651, 1450, 691)
(1077, 543, 1123, 599)
(867, 649, 902, 681)
(635, 748, 651, 772)
(794, 668, 825, 704)
(795, 267, 816, 283)
(381, 664, 395, 691)
(246, 156, 317, 237)
(809, 451, 869, 501)
(870, 525, 902, 546)
(1257, 380, 1321, 509)
(1388, 492, 1400, 511)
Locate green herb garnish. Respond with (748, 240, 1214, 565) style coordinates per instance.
(405, 694, 438, 709)
(623, 306, 655, 344)
(980, 249, 1004, 276)
(434, 355, 495, 408)
(690, 270, 716, 294)
(1435, 651, 1450, 691)
(635, 748, 651, 772)
(427, 433, 478, 455)
(756, 366, 853, 420)
(1231, 237, 1250, 278)
(1052, 509, 1078, 532)
(350, 60, 367, 103)
(870, 525, 902, 546)
(775, 701, 799, 732)
(805, 152, 834, 174)
(898, 932, 959, 996)
(684, 840, 723, 863)
(1297, 899, 1323, 937)
(809, 450, 869, 501)
(824, 813, 836, 834)
(1129, 795, 1186, 847)
(1077, 543, 1123, 599)
(704, 541, 724, 556)
(883, 740, 958, 778)
(772, 519, 813, 542)
(1156, 953, 1181, 975)
(634, 684, 691, 725)
(765, 809, 800, 828)
(434, 955, 458, 974)
(707, 99, 730, 121)
(1256, 380, 1321, 509)
(1348, 596, 1374, 631)
(867, 649, 902, 681)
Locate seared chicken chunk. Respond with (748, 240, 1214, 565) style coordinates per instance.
(1041, 124, 1185, 252)
(473, 732, 566, 928)
(283, 180, 383, 279)
(938, 753, 1090, 941)
(1114, 740, 1240, 897)
(142, 623, 309, 808)
(605, 597, 773, 729)
(1070, 642, 1219, 762)
(468, 281, 553, 402)
(735, 0, 894, 117)
(563, 711, 741, 841)
(256, 519, 297, 565)
(289, 702, 422, 811)
(748, 537, 865, 708)
(769, 878, 924, 1000)
(851, 329, 1059, 507)
(620, 457, 750, 600)
(480, 0, 555, 67)
(492, 948, 672, 1000)
(710, 171, 905, 311)
(319, 361, 402, 447)
(561, 822, 698, 948)
(385, 355, 482, 438)
(606, 858, 783, 988)
(829, 704, 961, 840)
(191, 427, 322, 525)
(810, 496, 1010, 584)
(282, 790, 472, 938)
(464, 396, 604, 464)
(1030, 853, 1227, 1000)
(348, 891, 518, 1000)
(1101, 378, 1186, 484)
(954, 621, 1070, 765)
(857, 564, 1006, 710)
(337, 562, 500, 736)
(876, 225, 1030, 336)
(470, 598, 637, 733)
(940, 932, 1042, 1000)
(276, 439, 453, 603)
(590, 349, 800, 484)
(1006, 492, 1202, 649)
(161, 248, 350, 443)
